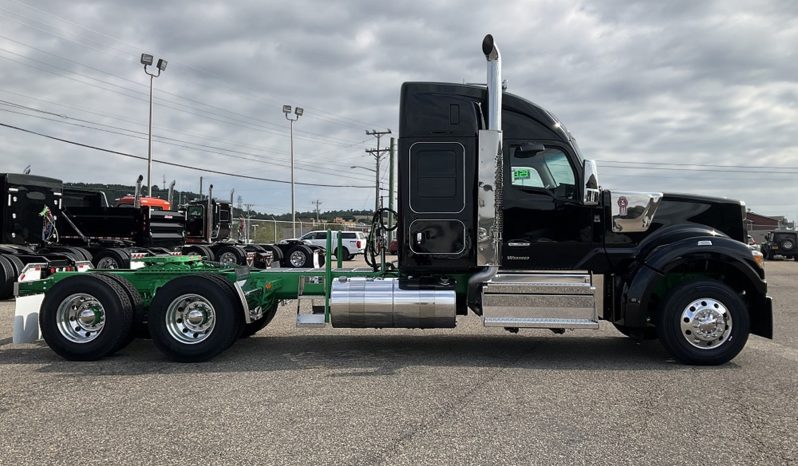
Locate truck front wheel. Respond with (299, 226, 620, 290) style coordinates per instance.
(656, 279, 749, 365)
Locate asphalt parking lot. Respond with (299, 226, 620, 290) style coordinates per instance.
(1, 259, 797, 465)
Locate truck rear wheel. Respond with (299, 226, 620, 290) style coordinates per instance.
(335, 247, 352, 261)
(96, 273, 148, 340)
(0, 255, 16, 299)
(93, 248, 130, 269)
(39, 275, 134, 361)
(286, 245, 313, 268)
(656, 279, 749, 365)
(216, 245, 246, 266)
(148, 275, 242, 362)
(183, 245, 216, 262)
(71, 247, 93, 262)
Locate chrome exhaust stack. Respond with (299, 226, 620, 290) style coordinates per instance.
(206, 184, 214, 243)
(482, 34, 502, 131)
(133, 174, 143, 208)
(470, 34, 504, 312)
(167, 180, 175, 207)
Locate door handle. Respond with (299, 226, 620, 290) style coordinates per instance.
(507, 241, 530, 247)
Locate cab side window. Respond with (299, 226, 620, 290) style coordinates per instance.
(510, 146, 577, 200)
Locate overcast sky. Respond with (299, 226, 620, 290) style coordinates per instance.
(1, 0, 796, 220)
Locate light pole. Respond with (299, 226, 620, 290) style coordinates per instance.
(140, 53, 167, 197)
(283, 104, 303, 237)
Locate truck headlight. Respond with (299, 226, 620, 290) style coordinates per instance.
(751, 250, 764, 269)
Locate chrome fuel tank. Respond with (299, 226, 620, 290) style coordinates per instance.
(330, 277, 456, 328)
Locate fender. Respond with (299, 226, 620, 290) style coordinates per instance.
(623, 235, 771, 338)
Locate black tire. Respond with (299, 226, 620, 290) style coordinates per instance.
(285, 245, 313, 268)
(0, 245, 34, 254)
(656, 279, 749, 365)
(216, 245, 246, 266)
(613, 323, 657, 340)
(335, 247, 352, 261)
(148, 275, 242, 362)
(183, 245, 216, 261)
(780, 239, 795, 251)
(96, 272, 148, 341)
(71, 247, 93, 262)
(39, 274, 134, 361)
(261, 245, 284, 265)
(197, 273, 246, 343)
(2, 254, 25, 276)
(92, 248, 130, 269)
(0, 255, 15, 299)
(39, 246, 85, 262)
(240, 302, 279, 338)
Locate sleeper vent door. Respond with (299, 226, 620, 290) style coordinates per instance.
(408, 142, 466, 255)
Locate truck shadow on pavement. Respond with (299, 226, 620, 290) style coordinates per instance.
(0, 333, 743, 375)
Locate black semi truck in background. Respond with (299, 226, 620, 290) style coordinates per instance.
(0, 173, 325, 298)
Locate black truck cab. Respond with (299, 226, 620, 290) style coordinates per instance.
(397, 65, 771, 365)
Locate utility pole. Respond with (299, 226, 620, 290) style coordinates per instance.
(312, 200, 323, 223)
(199, 176, 203, 201)
(366, 129, 391, 213)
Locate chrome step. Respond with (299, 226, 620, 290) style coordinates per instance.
(483, 272, 594, 295)
(483, 317, 599, 329)
(296, 313, 326, 327)
(296, 276, 328, 328)
(482, 272, 598, 329)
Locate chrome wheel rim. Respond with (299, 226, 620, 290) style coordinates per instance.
(783, 240, 794, 250)
(219, 251, 238, 265)
(96, 257, 119, 269)
(289, 251, 306, 267)
(165, 294, 216, 344)
(56, 293, 106, 343)
(680, 298, 732, 349)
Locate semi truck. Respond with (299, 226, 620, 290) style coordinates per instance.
(177, 186, 324, 268)
(13, 35, 771, 365)
(0, 173, 185, 297)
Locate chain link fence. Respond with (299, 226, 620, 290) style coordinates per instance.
(232, 218, 371, 244)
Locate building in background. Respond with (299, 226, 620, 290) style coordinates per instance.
(746, 211, 796, 243)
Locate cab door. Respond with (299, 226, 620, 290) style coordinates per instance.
(501, 141, 598, 270)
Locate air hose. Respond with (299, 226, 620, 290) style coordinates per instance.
(364, 207, 398, 272)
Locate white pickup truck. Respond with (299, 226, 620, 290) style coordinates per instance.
(296, 230, 366, 261)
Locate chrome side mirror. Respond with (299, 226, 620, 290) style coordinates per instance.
(583, 159, 600, 205)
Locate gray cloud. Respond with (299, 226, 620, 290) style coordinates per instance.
(0, 0, 795, 220)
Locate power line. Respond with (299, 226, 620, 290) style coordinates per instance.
(0, 121, 373, 188)
(0, 101, 376, 182)
(0, 47, 362, 148)
(0, 89, 372, 163)
(598, 161, 798, 174)
(597, 159, 798, 171)
(1, 2, 385, 131)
